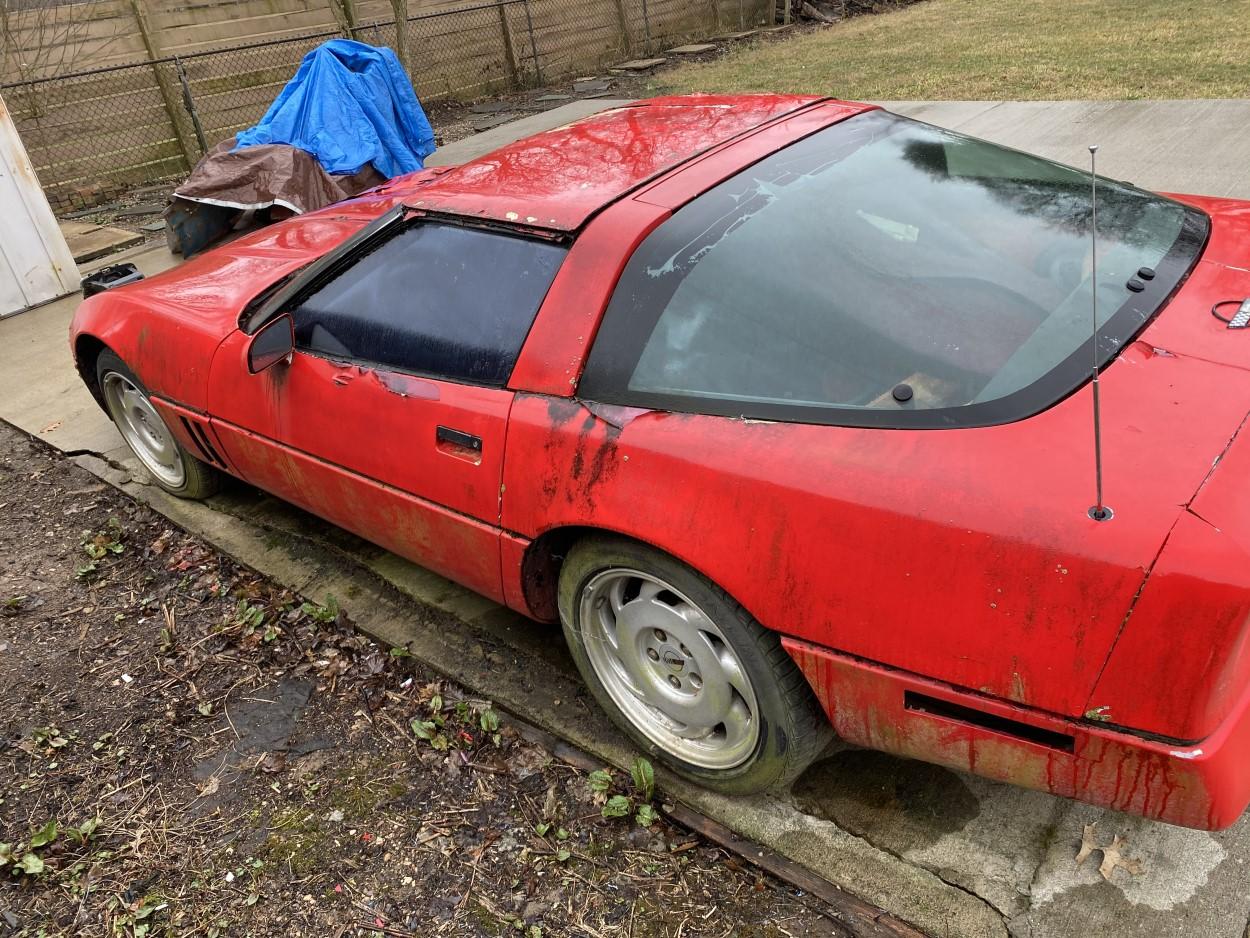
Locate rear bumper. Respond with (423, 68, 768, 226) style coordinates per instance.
(783, 638, 1250, 830)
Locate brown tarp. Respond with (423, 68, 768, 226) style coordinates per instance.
(173, 141, 386, 215)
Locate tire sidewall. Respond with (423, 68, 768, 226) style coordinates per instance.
(558, 535, 800, 793)
(95, 349, 201, 498)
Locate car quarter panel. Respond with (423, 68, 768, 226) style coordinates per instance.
(500, 342, 1250, 724)
(1088, 440, 1250, 742)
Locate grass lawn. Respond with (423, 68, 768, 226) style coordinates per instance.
(652, 0, 1250, 99)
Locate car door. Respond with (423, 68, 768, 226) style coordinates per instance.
(206, 217, 568, 602)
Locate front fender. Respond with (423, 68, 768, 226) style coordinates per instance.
(70, 291, 229, 412)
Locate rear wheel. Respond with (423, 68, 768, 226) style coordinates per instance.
(95, 350, 221, 499)
(558, 536, 831, 794)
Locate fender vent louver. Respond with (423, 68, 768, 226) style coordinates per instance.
(904, 691, 1075, 753)
(178, 416, 224, 467)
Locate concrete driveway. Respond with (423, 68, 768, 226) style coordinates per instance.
(4, 99, 1250, 938)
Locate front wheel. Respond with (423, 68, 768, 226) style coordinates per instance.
(558, 536, 832, 794)
(96, 350, 221, 499)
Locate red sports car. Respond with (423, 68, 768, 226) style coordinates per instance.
(71, 94, 1250, 830)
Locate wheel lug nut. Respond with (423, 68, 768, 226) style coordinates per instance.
(690, 674, 702, 689)
(667, 675, 681, 689)
(646, 648, 660, 661)
(680, 644, 691, 656)
(654, 629, 667, 642)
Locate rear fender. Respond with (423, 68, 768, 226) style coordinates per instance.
(1087, 411, 1250, 741)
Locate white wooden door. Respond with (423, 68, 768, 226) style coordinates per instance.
(0, 91, 79, 318)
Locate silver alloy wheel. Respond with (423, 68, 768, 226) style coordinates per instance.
(578, 568, 760, 769)
(100, 371, 186, 489)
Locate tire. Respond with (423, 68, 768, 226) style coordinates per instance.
(95, 349, 221, 499)
(558, 535, 832, 794)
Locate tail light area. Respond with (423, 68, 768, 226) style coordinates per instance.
(782, 635, 1250, 830)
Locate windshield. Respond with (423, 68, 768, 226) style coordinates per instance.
(580, 110, 1208, 428)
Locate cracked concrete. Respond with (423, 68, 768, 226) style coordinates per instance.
(793, 746, 1065, 918)
(7, 100, 1250, 938)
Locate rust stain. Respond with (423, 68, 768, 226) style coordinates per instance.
(543, 394, 581, 427)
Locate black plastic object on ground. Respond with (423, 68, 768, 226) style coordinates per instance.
(81, 263, 144, 297)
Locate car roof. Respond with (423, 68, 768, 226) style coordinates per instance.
(395, 94, 871, 231)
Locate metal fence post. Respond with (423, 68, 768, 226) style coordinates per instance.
(128, 0, 201, 172)
(328, 0, 358, 36)
(611, 0, 633, 52)
(173, 57, 208, 157)
(390, 0, 412, 78)
(521, 0, 542, 85)
(495, 0, 521, 88)
(641, 0, 652, 54)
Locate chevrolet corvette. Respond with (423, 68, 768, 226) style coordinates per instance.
(70, 94, 1250, 829)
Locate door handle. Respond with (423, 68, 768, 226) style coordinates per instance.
(436, 426, 483, 463)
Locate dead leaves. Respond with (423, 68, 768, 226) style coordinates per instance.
(506, 742, 550, 780)
(289, 748, 333, 780)
(1076, 822, 1145, 880)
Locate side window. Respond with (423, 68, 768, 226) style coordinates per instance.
(292, 222, 567, 386)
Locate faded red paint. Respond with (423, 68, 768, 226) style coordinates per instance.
(71, 211, 377, 407)
(782, 639, 1250, 831)
(68, 96, 1250, 829)
(202, 330, 512, 599)
(502, 339, 1250, 718)
(398, 95, 835, 230)
(213, 423, 505, 602)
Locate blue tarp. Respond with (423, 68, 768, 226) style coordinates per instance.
(234, 39, 435, 178)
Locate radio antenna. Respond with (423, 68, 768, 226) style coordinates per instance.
(1087, 145, 1112, 522)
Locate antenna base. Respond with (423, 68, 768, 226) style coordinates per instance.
(1088, 505, 1114, 522)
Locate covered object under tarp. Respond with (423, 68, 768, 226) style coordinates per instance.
(234, 39, 435, 179)
(167, 40, 434, 256)
(173, 141, 385, 216)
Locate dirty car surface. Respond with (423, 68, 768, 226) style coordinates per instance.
(71, 94, 1250, 830)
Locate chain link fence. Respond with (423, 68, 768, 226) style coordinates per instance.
(1, 0, 769, 213)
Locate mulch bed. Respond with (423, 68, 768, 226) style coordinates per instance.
(0, 419, 854, 937)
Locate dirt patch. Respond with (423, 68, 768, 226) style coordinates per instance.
(0, 420, 859, 937)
